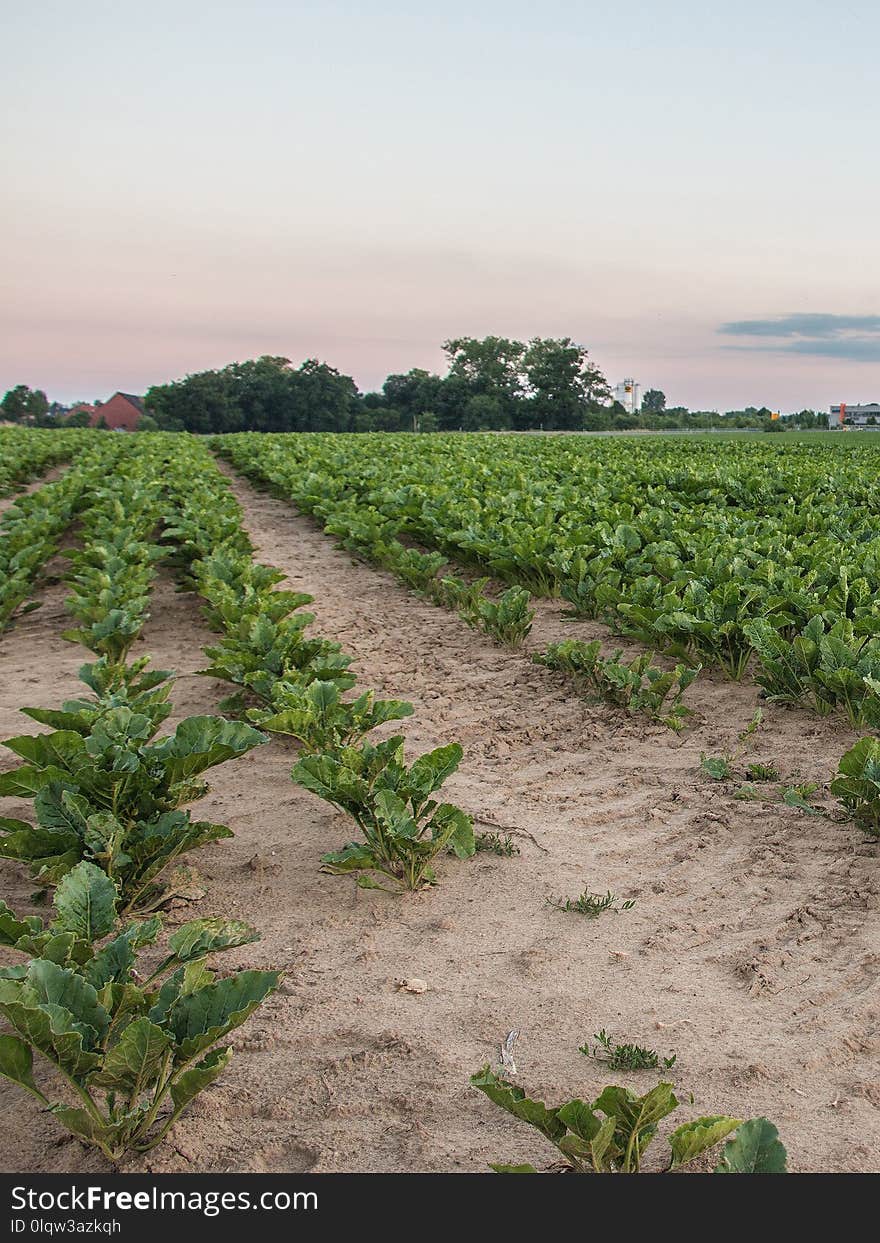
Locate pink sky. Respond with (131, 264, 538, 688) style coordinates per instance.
(3, 1, 878, 412)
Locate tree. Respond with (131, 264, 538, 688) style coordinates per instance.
(523, 337, 610, 430)
(1, 385, 49, 424)
(382, 369, 445, 426)
(641, 388, 666, 413)
(442, 336, 526, 425)
(145, 356, 360, 434)
(64, 409, 93, 427)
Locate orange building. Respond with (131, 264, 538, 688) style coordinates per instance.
(88, 392, 146, 431)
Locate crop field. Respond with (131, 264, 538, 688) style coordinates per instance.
(0, 426, 878, 1174)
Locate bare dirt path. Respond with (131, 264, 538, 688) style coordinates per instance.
(0, 470, 877, 1173)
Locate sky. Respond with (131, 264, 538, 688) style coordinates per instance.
(2, 0, 879, 411)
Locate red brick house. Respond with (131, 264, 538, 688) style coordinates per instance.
(88, 392, 146, 431)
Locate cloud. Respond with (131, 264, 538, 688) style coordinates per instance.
(718, 313, 880, 360)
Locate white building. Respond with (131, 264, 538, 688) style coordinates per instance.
(829, 402, 880, 427)
(613, 378, 640, 414)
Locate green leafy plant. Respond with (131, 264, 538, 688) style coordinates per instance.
(746, 616, 880, 728)
(782, 783, 822, 816)
(715, 1118, 788, 1173)
(475, 831, 520, 856)
(580, 1030, 676, 1071)
(248, 679, 414, 752)
(20, 657, 174, 738)
(471, 1066, 786, 1173)
(471, 585, 535, 647)
(746, 762, 780, 782)
(0, 862, 279, 1162)
(546, 887, 635, 917)
(830, 736, 880, 836)
(0, 700, 266, 910)
(537, 640, 699, 731)
(200, 613, 355, 703)
(292, 735, 475, 889)
(733, 782, 760, 801)
(700, 753, 734, 780)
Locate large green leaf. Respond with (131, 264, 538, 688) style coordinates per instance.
(52, 862, 118, 941)
(2, 730, 89, 771)
(0, 985, 102, 1078)
(148, 717, 266, 784)
(167, 969, 280, 1060)
(715, 1118, 788, 1173)
(90, 1018, 171, 1094)
(557, 1098, 602, 1142)
(470, 1066, 567, 1143)
(25, 959, 110, 1045)
(165, 919, 259, 966)
(668, 1115, 742, 1169)
(408, 743, 464, 796)
(0, 901, 42, 946)
(0, 763, 71, 798)
(0, 1033, 43, 1100)
(168, 1045, 233, 1115)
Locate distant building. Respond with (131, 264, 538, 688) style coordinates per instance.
(829, 402, 880, 428)
(88, 393, 145, 431)
(613, 378, 640, 414)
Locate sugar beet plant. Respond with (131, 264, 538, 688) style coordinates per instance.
(293, 736, 475, 889)
(248, 679, 414, 753)
(0, 685, 265, 912)
(470, 1066, 787, 1173)
(831, 736, 880, 836)
(536, 639, 700, 731)
(0, 861, 279, 1162)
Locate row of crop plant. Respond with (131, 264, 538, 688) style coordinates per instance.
(0, 437, 279, 1161)
(161, 438, 477, 891)
(0, 427, 92, 498)
(0, 436, 126, 634)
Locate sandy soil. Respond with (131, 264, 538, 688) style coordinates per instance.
(0, 465, 877, 1174)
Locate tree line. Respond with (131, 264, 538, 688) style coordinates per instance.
(143, 338, 611, 434)
(2, 339, 829, 434)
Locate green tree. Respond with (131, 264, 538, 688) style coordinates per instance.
(523, 337, 610, 430)
(442, 336, 526, 424)
(1, 385, 49, 423)
(641, 388, 666, 413)
(64, 409, 93, 427)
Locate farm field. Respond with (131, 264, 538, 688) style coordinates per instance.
(0, 427, 877, 1174)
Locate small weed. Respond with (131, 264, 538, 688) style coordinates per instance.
(546, 887, 635, 917)
(580, 1030, 676, 1071)
(475, 831, 521, 856)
